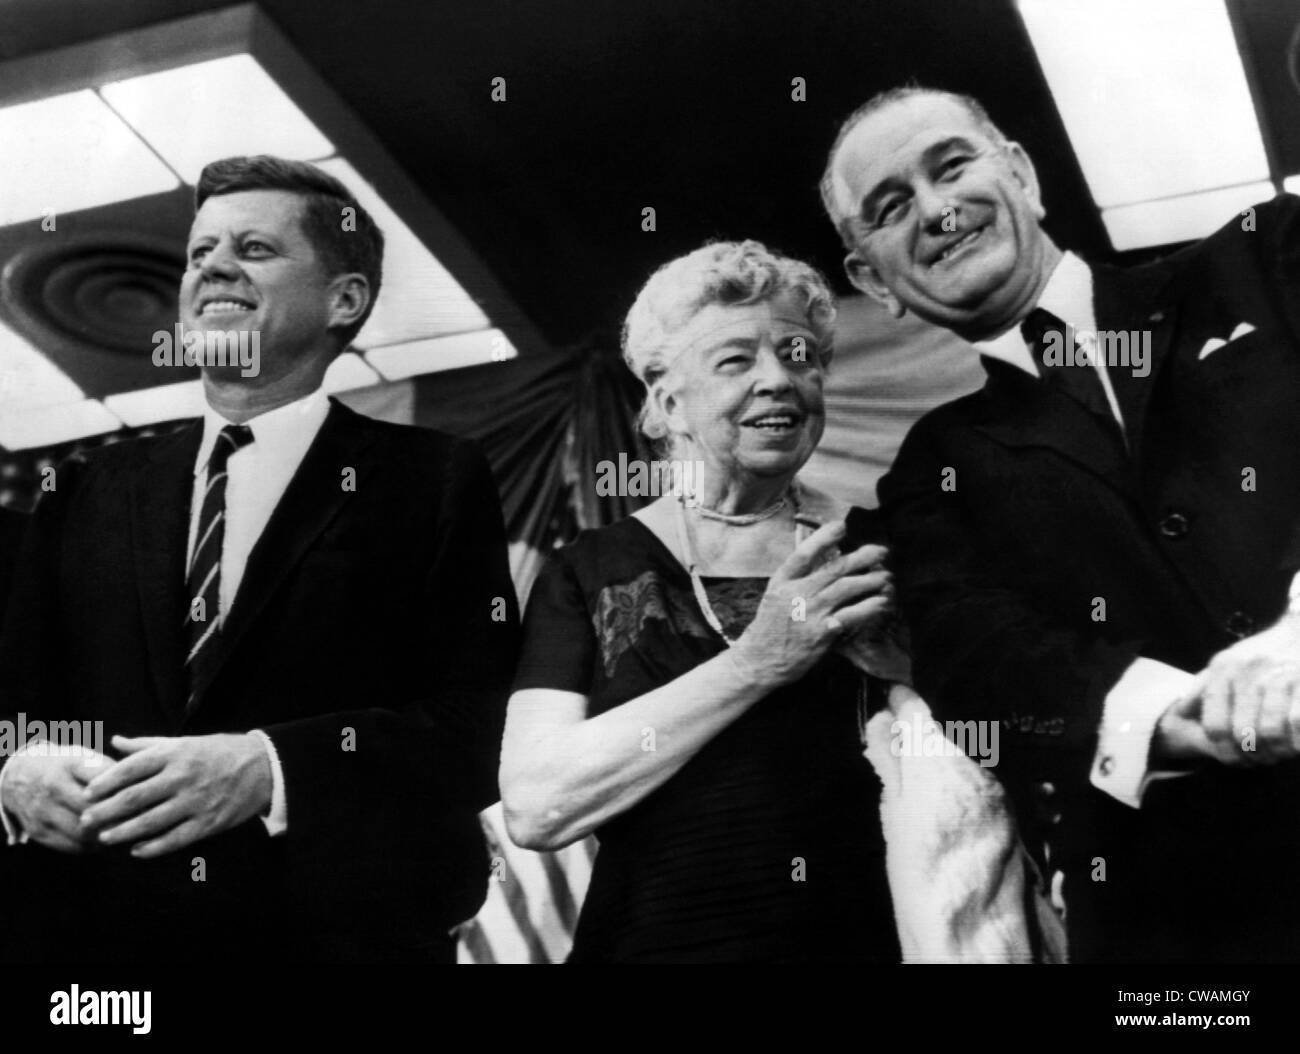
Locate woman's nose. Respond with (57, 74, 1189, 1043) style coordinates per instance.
(751, 346, 795, 392)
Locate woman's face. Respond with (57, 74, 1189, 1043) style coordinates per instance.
(656, 292, 827, 484)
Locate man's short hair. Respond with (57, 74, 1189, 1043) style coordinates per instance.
(195, 155, 385, 346)
(820, 86, 1009, 249)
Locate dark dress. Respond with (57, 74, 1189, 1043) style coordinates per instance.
(514, 514, 899, 963)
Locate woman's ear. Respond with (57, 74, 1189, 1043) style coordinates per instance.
(845, 252, 905, 319)
(655, 376, 693, 443)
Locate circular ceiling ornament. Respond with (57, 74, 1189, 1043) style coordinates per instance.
(0, 230, 184, 358)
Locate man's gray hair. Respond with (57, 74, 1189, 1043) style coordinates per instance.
(819, 85, 1010, 249)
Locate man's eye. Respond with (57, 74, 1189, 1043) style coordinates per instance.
(188, 246, 211, 265)
(939, 155, 972, 178)
(876, 198, 907, 227)
(718, 354, 750, 368)
(242, 240, 271, 254)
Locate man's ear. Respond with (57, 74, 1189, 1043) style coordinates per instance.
(1004, 141, 1047, 222)
(845, 251, 905, 319)
(326, 273, 371, 334)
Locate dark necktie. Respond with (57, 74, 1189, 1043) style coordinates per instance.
(185, 423, 254, 713)
(1019, 307, 1114, 422)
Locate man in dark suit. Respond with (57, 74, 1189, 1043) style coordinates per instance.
(821, 87, 1300, 962)
(0, 156, 519, 963)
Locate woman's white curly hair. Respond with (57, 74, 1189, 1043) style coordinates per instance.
(621, 239, 836, 452)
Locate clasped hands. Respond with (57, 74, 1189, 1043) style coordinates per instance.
(729, 520, 911, 687)
(1155, 614, 1300, 768)
(0, 732, 272, 858)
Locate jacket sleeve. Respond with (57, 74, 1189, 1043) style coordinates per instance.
(878, 420, 1139, 788)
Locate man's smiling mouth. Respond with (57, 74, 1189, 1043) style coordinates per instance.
(198, 297, 256, 316)
(930, 226, 985, 266)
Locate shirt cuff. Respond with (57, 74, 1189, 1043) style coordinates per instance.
(1090, 657, 1198, 809)
(249, 729, 288, 837)
(0, 752, 31, 846)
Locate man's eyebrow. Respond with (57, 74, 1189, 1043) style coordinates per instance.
(857, 135, 980, 220)
(186, 227, 279, 247)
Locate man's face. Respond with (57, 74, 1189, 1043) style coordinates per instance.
(180, 189, 342, 380)
(834, 94, 1052, 337)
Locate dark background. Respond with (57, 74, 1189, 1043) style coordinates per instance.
(0, 0, 1124, 348)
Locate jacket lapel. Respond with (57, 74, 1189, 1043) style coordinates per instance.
(972, 356, 1135, 498)
(1090, 260, 1179, 459)
(131, 421, 203, 725)
(971, 257, 1181, 494)
(185, 400, 375, 710)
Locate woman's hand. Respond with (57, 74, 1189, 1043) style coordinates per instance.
(730, 521, 893, 688)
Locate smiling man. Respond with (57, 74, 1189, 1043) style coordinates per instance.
(822, 87, 1300, 963)
(0, 156, 520, 963)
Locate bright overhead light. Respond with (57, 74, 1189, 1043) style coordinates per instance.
(0, 90, 180, 226)
(323, 350, 382, 393)
(102, 380, 205, 428)
(1284, 176, 1300, 196)
(364, 329, 516, 381)
(0, 320, 85, 409)
(1101, 181, 1275, 251)
(1019, 0, 1269, 209)
(317, 159, 490, 348)
(0, 399, 121, 451)
(101, 54, 333, 184)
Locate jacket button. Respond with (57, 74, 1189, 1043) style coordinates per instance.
(1158, 511, 1190, 538)
(1225, 611, 1256, 639)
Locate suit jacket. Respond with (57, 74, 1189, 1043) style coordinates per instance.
(0, 399, 520, 963)
(878, 194, 1300, 962)
(0, 506, 25, 627)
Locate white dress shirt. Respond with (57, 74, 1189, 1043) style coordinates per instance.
(972, 253, 1294, 808)
(187, 387, 330, 836)
(1, 387, 330, 846)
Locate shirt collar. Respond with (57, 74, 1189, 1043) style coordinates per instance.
(971, 251, 1095, 378)
(193, 387, 330, 476)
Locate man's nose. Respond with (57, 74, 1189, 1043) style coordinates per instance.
(198, 239, 240, 279)
(915, 182, 955, 233)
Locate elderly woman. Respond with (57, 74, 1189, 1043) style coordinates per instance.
(500, 240, 908, 963)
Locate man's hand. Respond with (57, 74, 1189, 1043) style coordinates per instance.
(80, 733, 272, 859)
(1197, 615, 1300, 764)
(1153, 615, 1300, 767)
(1, 745, 115, 853)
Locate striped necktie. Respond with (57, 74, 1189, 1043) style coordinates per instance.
(185, 423, 254, 713)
